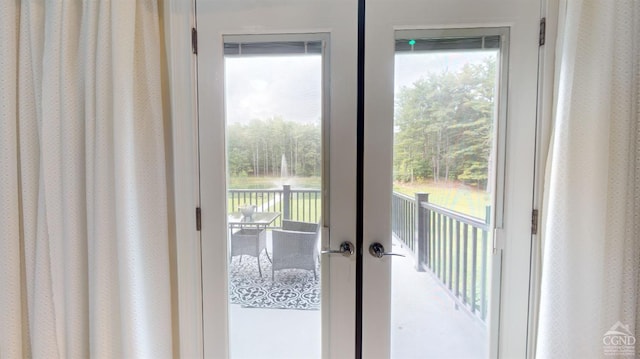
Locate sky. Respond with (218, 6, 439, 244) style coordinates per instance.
(225, 55, 322, 125)
(394, 50, 496, 93)
(224, 50, 497, 125)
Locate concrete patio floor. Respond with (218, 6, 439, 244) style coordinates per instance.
(228, 236, 486, 359)
(390, 240, 487, 358)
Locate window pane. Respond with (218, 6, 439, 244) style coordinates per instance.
(224, 38, 324, 359)
(391, 30, 504, 358)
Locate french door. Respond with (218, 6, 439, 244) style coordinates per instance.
(362, 0, 541, 357)
(195, 0, 541, 357)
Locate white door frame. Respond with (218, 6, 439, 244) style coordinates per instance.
(362, 0, 549, 358)
(528, 0, 560, 357)
(162, 0, 204, 358)
(162, 0, 560, 357)
(193, 1, 359, 358)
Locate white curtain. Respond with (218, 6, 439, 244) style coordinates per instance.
(0, 1, 173, 358)
(537, 0, 640, 357)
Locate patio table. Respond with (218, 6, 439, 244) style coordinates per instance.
(228, 212, 280, 229)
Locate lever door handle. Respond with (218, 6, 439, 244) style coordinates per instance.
(368, 242, 405, 258)
(321, 241, 355, 257)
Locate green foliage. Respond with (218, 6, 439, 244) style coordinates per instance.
(394, 57, 497, 189)
(228, 56, 497, 192)
(227, 117, 321, 178)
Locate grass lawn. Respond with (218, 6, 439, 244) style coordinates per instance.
(229, 176, 321, 190)
(229, 176, 490, 219)
(393, 180, 491, 219)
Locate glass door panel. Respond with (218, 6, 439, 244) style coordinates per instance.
(391, 29, 506, 358)
(197, 0, 540, 357)
(224, 36, 324, 359)
(362, 1, 540, 358)
(196, 2, 358, 358)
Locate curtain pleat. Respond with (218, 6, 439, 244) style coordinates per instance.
(0, 0, 24, 357)
(0, 1, 173, 357)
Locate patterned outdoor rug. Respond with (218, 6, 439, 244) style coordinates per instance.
(229, 253, 320, 310)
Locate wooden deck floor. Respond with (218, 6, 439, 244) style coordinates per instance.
(228, 236, 486, 359)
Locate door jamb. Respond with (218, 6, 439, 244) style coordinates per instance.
(527, 0, 560, 357)
(163, 0, 204, 357)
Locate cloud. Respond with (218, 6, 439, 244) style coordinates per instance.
(225, 55, 322, 125)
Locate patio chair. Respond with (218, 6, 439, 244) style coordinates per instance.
(271, 220, 320, 281)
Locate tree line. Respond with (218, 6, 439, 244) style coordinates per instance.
(227, 57, 496, 190)
(394, 57, 496, 189)
(227, 117, 321, 178)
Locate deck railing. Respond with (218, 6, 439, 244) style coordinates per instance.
(230, 186, 490, 322)
(391, 192, 416, 253)
(393, 192, 491, 324)
(228, 185, 322, 227)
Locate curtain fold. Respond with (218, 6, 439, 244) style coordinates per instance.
(0, 1, 24, 358)
(537, 0, 640, 357)
(0, 1, 173, 358)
